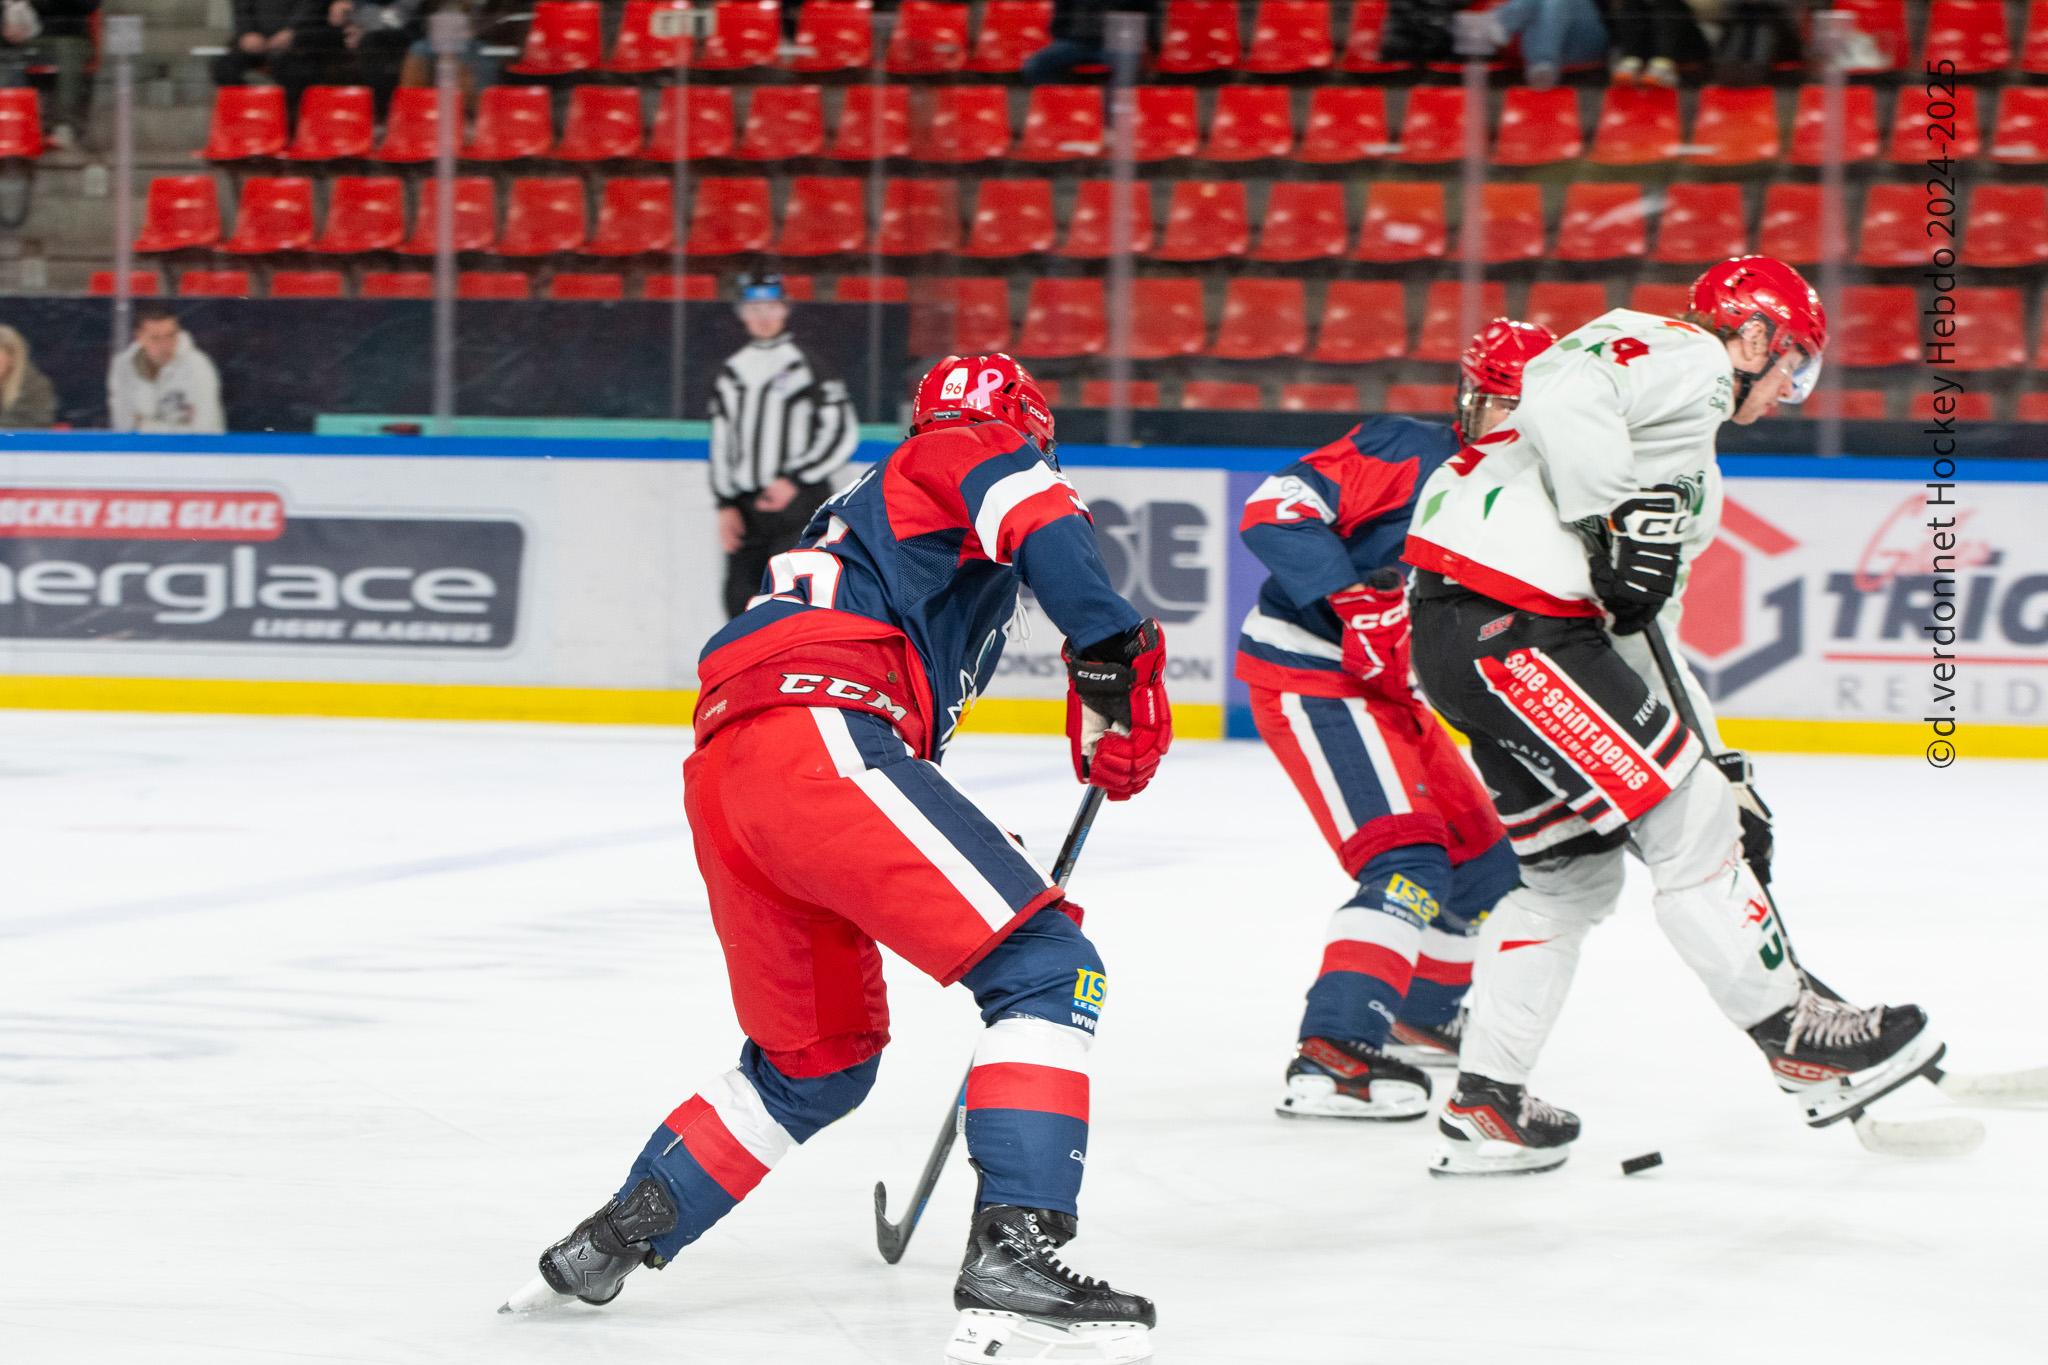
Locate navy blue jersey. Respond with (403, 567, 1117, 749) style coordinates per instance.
(698, 420, 1140, 758)
(1234, 415, 1462, 695)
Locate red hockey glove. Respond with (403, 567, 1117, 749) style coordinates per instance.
(1063, 619, 1171, 801)
(1327, 569, 1413, 701)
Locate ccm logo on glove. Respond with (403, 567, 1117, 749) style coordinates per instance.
(1063, 619, 1171, 801)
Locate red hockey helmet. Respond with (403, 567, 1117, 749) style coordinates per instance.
(1689, 255, 1828, 404)
(910, 353, 1057, 454)
(1456, 318, 1556, 436)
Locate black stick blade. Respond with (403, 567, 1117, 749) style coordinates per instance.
(873, 1181, 910, 1264)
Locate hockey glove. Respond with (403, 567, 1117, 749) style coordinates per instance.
(1328, 569, 1413, 702)
(1063, 619, 1171, 801)
(1713, 750, 1775, 885)
(1588, 486, 1688, 636)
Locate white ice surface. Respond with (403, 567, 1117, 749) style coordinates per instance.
(1, 713, 2040, 1364)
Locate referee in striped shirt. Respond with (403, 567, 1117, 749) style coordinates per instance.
(709, 274, 861, 618)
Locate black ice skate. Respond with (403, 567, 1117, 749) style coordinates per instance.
(1748, 990, 1945, 1127)
(946, 1205, 1155, 1364)
(1429, 1073, 1579, 1177)
(498, 1177, 676, 1314)
(1387, 1007, 1466, 1069)
(1276, 1036, 1433, 1120)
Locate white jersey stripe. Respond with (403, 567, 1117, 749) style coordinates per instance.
(810, 707, 869, 778)
(702, 1068, 796, 1169)
(974, 1015, 1095, 1069)
(1280, 692, 1358, 841)
(1417, 923, 1479, 962)
(1240, 608, 1346, 662)
(852, 769, 1016, 933)
(972, 464, 1064, 565)
(1326, 906, 1423, 952)
(1348, 696, 1414, 816)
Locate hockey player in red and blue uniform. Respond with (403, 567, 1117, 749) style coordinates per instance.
(503, 354, 1172, 1365)
(1236, 321, 1552, 1121)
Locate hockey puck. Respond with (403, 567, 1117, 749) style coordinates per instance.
(1620, 1151, 1663, 1176)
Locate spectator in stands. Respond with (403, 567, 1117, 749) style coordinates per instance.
(324, 0, 424, 113)
(107, 308, 225, 435)
(214, 0, 340, 117)
(1023, 0, 1158, 84)
(26, 0, 96, 154)
(0, 324, 58, 429)
(1604, 0, 1707, 86)
(396, 0, 506, 100)
(1479, 0, 1607, 88)
(1711, 0, 1800, 83)
(0, 1, 37, 82)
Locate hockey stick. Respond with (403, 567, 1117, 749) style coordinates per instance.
(1640, 622, 1988, 1156)
(872, 784, 1109, 1265)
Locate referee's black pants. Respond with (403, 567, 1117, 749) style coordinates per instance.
(723, 481, 834, 619)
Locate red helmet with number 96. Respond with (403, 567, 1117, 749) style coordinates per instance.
(910, 353, 1057, 454)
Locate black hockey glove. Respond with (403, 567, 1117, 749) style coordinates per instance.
(1713, 750, 1775, 885)
(1587, 486, 1688, 636)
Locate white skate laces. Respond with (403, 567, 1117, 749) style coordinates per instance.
(1786, 992, 1883, 1053)
(1520, 1092, 1570, 1127)
(1022, 1213, 1102, 1291)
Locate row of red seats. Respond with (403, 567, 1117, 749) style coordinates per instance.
(0, 89, 41, 160)
(200, 80, 2048, 168)
(133, 171, 2048, 267)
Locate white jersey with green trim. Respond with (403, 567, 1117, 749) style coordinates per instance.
(1404, 308, 1733, 617)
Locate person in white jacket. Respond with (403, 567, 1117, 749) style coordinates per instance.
(107, 309, 225, 435)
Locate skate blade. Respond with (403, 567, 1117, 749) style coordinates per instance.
(945, 1309, 1152, 1364)
(1275, 1076, 1431, 1122)
(1428, 1138, 1570, 1178)
(1795, 1038, 1946, 1128)
(498, 1274, 578, 1315)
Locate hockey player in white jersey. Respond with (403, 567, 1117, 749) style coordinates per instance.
(1402, 256, 1944, 1175)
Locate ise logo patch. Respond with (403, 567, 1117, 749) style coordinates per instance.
(1072, 969, 1108, 1019)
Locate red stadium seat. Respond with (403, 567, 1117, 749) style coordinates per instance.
(1296, 87, 1389, 163)
(1922, 0, 2009, 72)
(374, 88, 446, 163)
(1907, 391, 1993, 421)
(1281, 383, 1359, 412)
(1396, 86, 1467, 163)
(1205, 86, 1294, 160)
(510, 0, 603, 74)
(1340, 0, 1404, 72)
(1180, 381, 1263, 411)
(643, 272, 720, 301)
(177, 269, 252, 297)
(465, 86, 554, 161)
(1015, 278, 1105, 357)
(556, 86, 646, 162)
(1482, 182, 1546, 262)
(645, 86, 736, 160)
(1016, 86, 1104, 161)
(888, 1, 971, 73)
(547, 271, 624, 300)
(1246, 0, 1334, 71)
(498, 176, 587, 256)
(1965, 186, 2048, 266)
(1800, 388, 1887, 419)
(609, 0, 695, 72)
(1211, 278, 1308, 358)
(1788, 84, 1878, 164)
(918, 277, 1013, 353)
(1834, 287, 1918, 366)
(200, 85, 286, 161)
(220, 176, 315, 254)
(1384, 384, 1454, 414)
(1889, 85, 1980, 161)
(1950, 287, 2026, 370)
(1991, 88, 2048, 163)
(2039, 296, 2048, 367)
(776, 176, 867, 255)
(1653, 182, 1748, 263)
(968, 1, 1053, 72)
(1152, 180, 1250, 260)
(1686, 86, 1780, 165)
(285, 86, 373, 161)
(361, 271, 433, 298)
(696, 1, 781, 69)
(586, 177, 676, 255)
(738, 85, 825, 160)
(1312, 280, 1406, 363)
(1131, 86, 1200, 161)
(1628, 283, 1693, 318)
(1129, 277, 1207, 359)
(777, 274, 817, 302)
(134, 175, 221, 252)
(1253, 181, 1348, 261)
(459, 271, 532, 300)
(878, 178, 962, 254)
(1157, 0, 1241, 72)
(1554, 182, 1648, 261)
(269, 269, 344, 298)
(1757, 183, 1821, 263)
(312, 175, 405, 253)
(1832, 0, 1906, 70)
(830, 85, 909, 159)
(1856, 183, 1930, 266)
(910, 86, 1011, 162)
(0, 87, 40, 158)
(1414, 281, 1507, 361)
(1081, 379, 1163, 408)
(785, 0, 871, 71)
(1523, 282, 1609, 337)
(2020, 392, 2048, 421)
(89, 269, 163, 295)
(1590, 85, 1680, 164)
(1493, 86, 1582, 165)
(399, 176, 497, 254)
(1059, 180, 1153, 257)
(963, 178, 1056, 257)
(2026, 0, 2048, 71)
(1354, 181, 1445, 261)
(835, 273, 907, 303)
